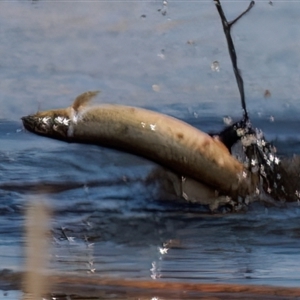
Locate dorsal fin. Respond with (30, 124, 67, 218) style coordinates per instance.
(72, 91, 100, 112)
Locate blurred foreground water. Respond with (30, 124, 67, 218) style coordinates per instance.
(0, 1, 300, 299)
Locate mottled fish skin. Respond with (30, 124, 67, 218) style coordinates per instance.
(22, 91, 251, 197)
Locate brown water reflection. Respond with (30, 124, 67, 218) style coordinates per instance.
(2, 270, 300, 300)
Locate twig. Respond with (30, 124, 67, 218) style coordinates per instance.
(213, 2, 291, 203)
(214, 0, 255, 120)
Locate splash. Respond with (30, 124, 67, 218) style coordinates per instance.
(228, 117, 299, 206)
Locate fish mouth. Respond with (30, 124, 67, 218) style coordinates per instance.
(22, 115, 37, 133)
(22, 114, 70, 140)
(21, 114, 53, 136)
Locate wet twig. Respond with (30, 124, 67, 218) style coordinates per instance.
(214, 0, 255, 120)
(214, 1, 291, 203)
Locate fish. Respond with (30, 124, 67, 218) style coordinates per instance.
(22, 91, 252, 201)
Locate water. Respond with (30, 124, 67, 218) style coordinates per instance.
(1, 1, 300, 299)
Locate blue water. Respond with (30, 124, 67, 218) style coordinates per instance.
(0, 1, 300, 299)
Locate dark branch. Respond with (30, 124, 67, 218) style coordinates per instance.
(229, 1, 255, 27)
(213, 1, 291, 203)
(214, 0, 255, 120)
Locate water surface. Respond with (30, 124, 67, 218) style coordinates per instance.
(0, 1, 300, 299)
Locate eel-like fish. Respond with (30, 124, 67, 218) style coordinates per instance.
(22, 91, 252, 198)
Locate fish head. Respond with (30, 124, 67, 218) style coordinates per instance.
(22, 109, 71, 140)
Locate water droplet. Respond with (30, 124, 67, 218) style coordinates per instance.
(223, 116, 232, 125)
(251, 158, 258, 166)
(157, 49, 165, 59)
(211, 60, 220, 72)
(150, 124, 156, 131)
(159, 247, 168, 254)
(264, 89, 271, 98)
(158, 0, 168, 16)
(152, 84, 161, 92)
(187, 39, 195, 45)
